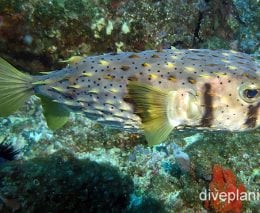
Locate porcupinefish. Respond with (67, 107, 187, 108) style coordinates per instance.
(0, 49, 259, 145)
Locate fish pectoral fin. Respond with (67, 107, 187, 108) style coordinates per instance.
(39, 96, 70, 130)
(126, 82, 173, 146)
(143, 120, 173, 146)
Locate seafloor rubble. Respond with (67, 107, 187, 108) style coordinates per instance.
(0, 0, 259, 212)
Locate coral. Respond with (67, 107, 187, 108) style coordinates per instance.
(127, 195, 166, 213)
(173, 143, 191, 173)
(2, 0, 258, 73)
(204, 164, 246, 213)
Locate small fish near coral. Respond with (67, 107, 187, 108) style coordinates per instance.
(0, 49, 259, 145)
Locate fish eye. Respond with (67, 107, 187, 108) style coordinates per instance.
(239, 84, 260, 103)
(244, 89, 258, 99)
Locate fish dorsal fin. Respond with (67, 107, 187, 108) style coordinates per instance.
(126, 82, 174, 146)
(39, 96, 70, 130)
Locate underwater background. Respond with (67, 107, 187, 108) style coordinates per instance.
(0, 0, 259, 212)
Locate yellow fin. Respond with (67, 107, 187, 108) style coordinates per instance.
(126, 82, 173, 146)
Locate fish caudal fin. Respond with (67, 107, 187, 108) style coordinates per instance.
(126, 82, 174, 146)
(0, 58, 33, 117)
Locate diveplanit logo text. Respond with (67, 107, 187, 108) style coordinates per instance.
(200, 189, 260, 204)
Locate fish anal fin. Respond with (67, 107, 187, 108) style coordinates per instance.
(39, 96, 70, 130)
(126, 82, 173, 145)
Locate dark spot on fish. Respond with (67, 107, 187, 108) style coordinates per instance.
(121, 65, 130, 71)
(129, 54, 140, 59)
(168, 75, 177, 82)
(110, 52, 118, 55)
(191, 50, 200, 53)
(244, 103, 259, 128)
(188, 77, 196, 84)
(128, 76, 138, 81)
(151, 54, 160, 58)
(201, 83, 214, 127)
